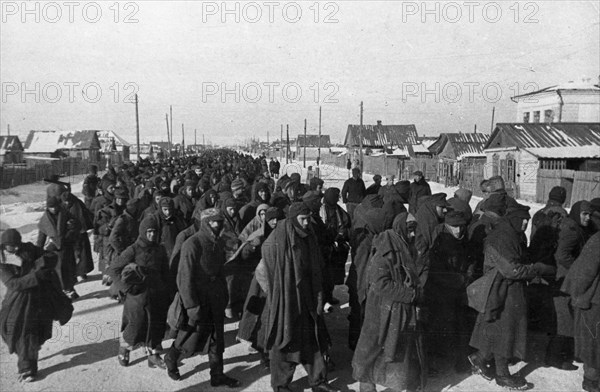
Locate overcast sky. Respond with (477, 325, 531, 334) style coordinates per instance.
(1, 0, 598, 145)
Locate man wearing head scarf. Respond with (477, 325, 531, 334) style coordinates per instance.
(255, 202, 337, 392)
(60, 190, 94, 281)
(561, 231, 600, 392)
(547, 200, 594, 371)
(173, 182, 196, 225)
(447, 188, 473, 224)
(319, 188, 352, 309)
(527, 187, 568, 336)
(467, 192, 506, 281)
(469, 202, 555, 390)
(0, 229, 58, 383)
(95, 187, 130, 287)
(154, 197, 187, 261)
(352, 212, 426, 392)
(426, 210, 473, 373)
(82, 164, 100, 209)
(108, 216, 170, 370)
(37, 196, 81, 299)
(414, 193, 451, 259)
(239, 182, 271, 230)
(164, 208, 240, 388)
(347, 198, 394, 351)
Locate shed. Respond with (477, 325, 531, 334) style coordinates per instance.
(0, 135, 24, 164)
(24, 130, 101, 161)
(428, 132, 489, 186)
(483, 123, 600, 203)
(296, 134, 331, 159)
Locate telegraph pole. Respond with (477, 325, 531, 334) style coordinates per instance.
(490, 106, 496, 133)
(286, 124, 290, 164)
(135, 94, 140, 161)
(359, 101, 364, 174)
(170, 105, 173, 157)
(194, 129, 197, 153)
(303, 119, 307, 168)
(181, 124, 185, 156)
(280, 124, 283, 161)
(165, 114, 171, 157)
(318, 106, 322, 169)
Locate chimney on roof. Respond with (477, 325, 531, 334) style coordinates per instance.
(377, 120, 382, 126)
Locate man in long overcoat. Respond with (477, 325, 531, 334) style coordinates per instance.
(164, 208, 240, 388)
(258, 202, 338, 392)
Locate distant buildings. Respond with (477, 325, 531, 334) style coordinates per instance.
(24, 130, 101, 161)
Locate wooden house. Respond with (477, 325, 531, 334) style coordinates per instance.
(96, 130, 131, 164)
(483, 123, 600, 204)
(0, 136, 24, 165)
(428, 133, 489, 187)
(24, 130, 101, 161)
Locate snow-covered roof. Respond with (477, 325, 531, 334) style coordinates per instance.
(411, 143, 430, 154)
(24, 130, 100, 153)
(95, 130, 131, 147)
(0, 136, 23, 155)
(485, 123, 600, 159)
(512, 82, 600, 100)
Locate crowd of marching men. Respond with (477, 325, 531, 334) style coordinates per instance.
(0, 148, 599, 392)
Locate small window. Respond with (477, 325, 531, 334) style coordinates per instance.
(544, 109, 554, 122)
(533, 111, 541, 123)
(523, 112, 530, 123)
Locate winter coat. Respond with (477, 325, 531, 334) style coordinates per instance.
(352, 218, 425, 391)
(174, 222, 229, 356)
(154, 210, 187, 259)
(94, 203, 124, 272)
(469, 219, 549, 360)
(0, 244, 56, 357)
(173, 193, 195, 225)
(342, 177, 366, 204)
(408, 178, 431, 215)
(108, 236, 169, 348)
(64, 194, 94, 276)
(561, 231, 600, 369)
(257, 219, 330, 360)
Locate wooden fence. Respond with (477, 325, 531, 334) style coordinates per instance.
(536, 169, 600, 207)
(0, 158, 107, 189)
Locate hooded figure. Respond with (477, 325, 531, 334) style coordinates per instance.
(347, 202, 394, 350)
(239, 203, 269, 242)
(60, 191, 94, 279)
(108, 216, 170, 369)
(252, 202, 335, 392)
(319, 187, 352, 305)
(547, 200, 594, 370)
(195, 189, 219, 212)
(561, 231, 600, 392)
(164, 209, 240, 388)
(426, 210, 473, 372)
(37, 196, 81, 298)
(239, 183, 271, 232)
(468, 203, 555, 390)
(0, 229, 59, 382)
(414, 193, 451, 267)
(154, 197, 187, 263)
(352, 212, 426, 392)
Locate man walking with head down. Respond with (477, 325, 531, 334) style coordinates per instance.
(258, 202, 338, 392)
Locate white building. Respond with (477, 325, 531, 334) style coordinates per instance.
(511, 81, 600, 123)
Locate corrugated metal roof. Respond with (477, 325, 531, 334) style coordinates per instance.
(429, 132, 489, 158)
(0, 136, 24, 155)
(344, 124, 418, 148)
(24, 130, 100, 153)
(485, 123, 600, 158)
(296, 134, 331, 148)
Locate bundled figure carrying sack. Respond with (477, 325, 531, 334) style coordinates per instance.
(0, 229, 72, 382)
(108, 216, 170, 369)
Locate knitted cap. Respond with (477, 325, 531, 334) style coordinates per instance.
(548, 186, 567, 204)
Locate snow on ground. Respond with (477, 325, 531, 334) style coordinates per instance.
(0, 161, 582, 392)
